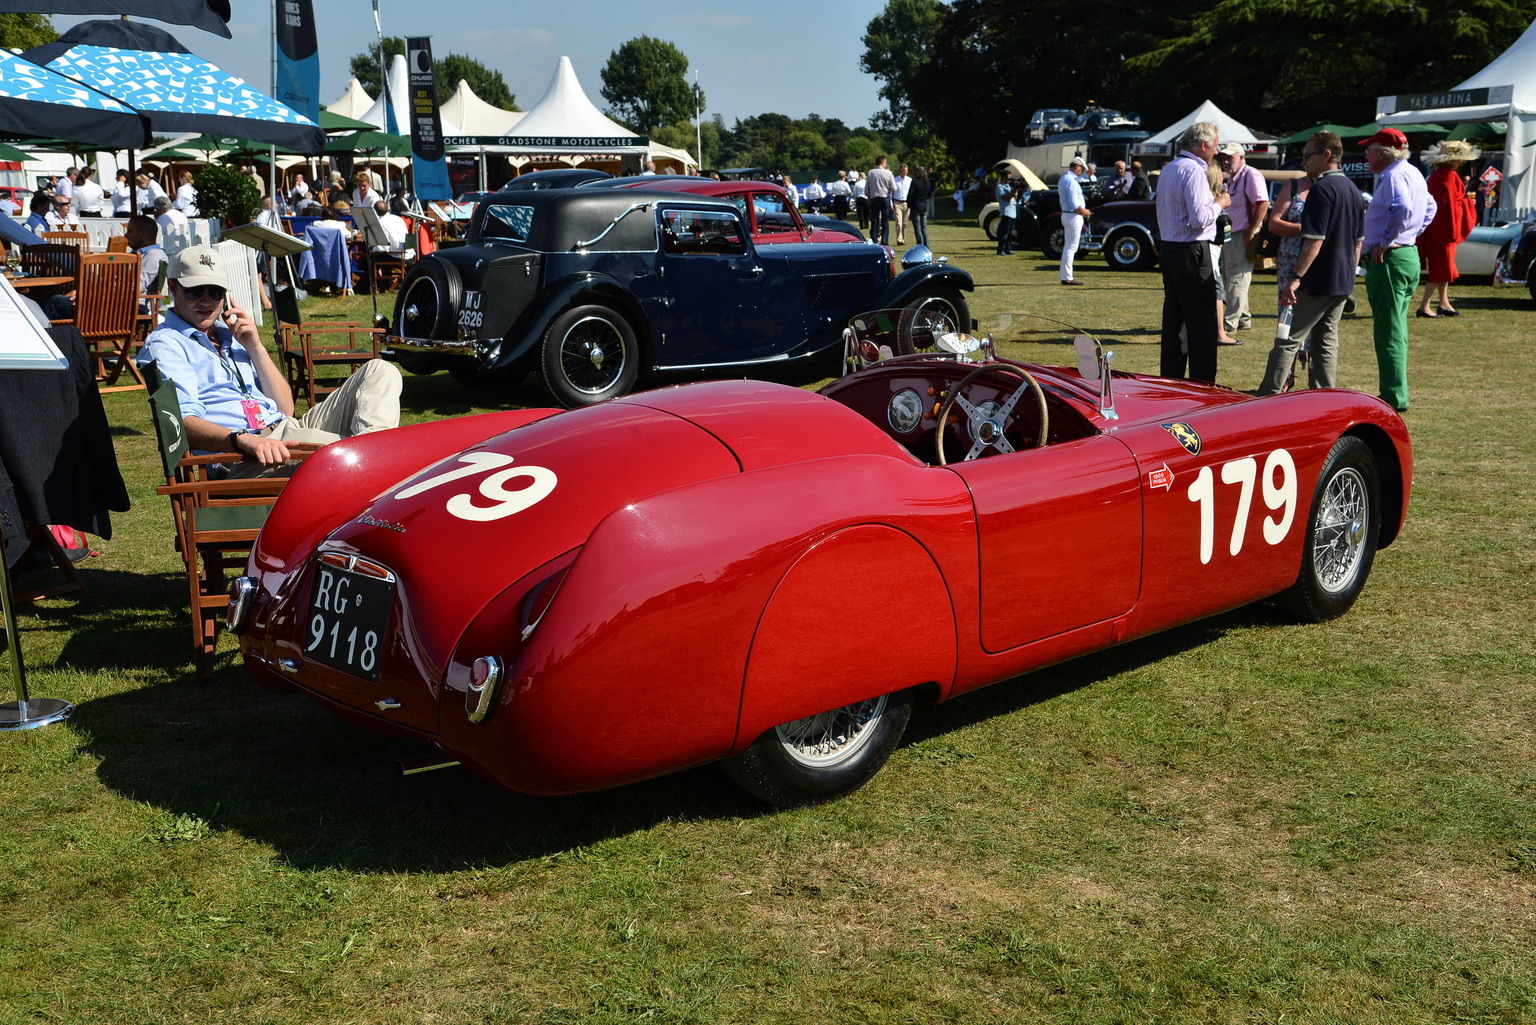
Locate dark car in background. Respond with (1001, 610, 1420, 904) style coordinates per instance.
(385, 187, 973, 407)
(1086, 199, 1161, 271)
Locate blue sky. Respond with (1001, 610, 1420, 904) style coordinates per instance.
(54, 1, 890, 128)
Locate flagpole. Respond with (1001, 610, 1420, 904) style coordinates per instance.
(372, 0, 390, 199)
(268, 0, 279, 211)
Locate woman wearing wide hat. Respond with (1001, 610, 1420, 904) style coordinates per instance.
(1416, 139, 1480, 317)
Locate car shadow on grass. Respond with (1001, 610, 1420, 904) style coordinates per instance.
(68, 599, 1288, 874)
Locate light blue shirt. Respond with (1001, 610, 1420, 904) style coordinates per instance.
(996, 180, 1018, 218)
(138, 310, 285, 442)
(1363, 158, 1437, 251)
(1155, 150, 1221, 243)
(1059, 173, 1085, 217)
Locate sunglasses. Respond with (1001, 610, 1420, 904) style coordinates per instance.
(180, 285, 227, 301)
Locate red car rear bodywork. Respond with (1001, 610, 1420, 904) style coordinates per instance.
(239, 358, 1411, 801)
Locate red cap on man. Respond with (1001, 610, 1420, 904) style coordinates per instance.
(1359, 127, 1409, 149)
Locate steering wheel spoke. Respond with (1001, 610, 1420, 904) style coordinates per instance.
(933, 363, 1050, 466)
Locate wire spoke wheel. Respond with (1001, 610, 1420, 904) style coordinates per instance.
(1312, 465, 1369, 594)
(774, 694, 889, 768)
(559, 315, 627, 395)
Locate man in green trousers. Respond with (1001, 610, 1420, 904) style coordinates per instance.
(1360, 128, 1436, 412)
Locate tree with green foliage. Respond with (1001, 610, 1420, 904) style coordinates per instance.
(600, 37, 701, 133)
(348, 38, 516, 111)
(860, 0, 946, 133)
(192, 163, 259, 226)
(0, 12, 57, 50)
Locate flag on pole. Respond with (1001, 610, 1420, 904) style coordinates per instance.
(274, 0, 319, 124)
(406, 36, 451, 201)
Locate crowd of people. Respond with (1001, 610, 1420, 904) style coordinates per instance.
(779, 160, 940, 248)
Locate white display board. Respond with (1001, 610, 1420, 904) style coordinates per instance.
(0, 276, 66, 370)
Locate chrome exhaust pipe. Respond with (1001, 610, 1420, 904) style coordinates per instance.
(397, 755, 462, 777)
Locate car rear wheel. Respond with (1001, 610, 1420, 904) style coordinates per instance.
(1041, 222, 1066, 261)
(1279, 435, 1380, 622)
(1104, 229, 1158, 271)
(722, 690, 914, 807)
(898, 288, 972, 353)
(393, 258, 463, 341)
(538, 303, 640, 408)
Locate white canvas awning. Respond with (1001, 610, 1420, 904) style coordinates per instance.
(326, 77, 375, 121)
(1378, 17, 1536, 216)
(441, 79, 523, 137)
(1137, 100, 1271, 155)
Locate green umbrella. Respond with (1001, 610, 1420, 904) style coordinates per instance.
(1339, 121, 1446, 139)
(1275, 123, 1357, 146)
(319, 108, 375, 132)
(1446, 121, 1505, 143)
(142, 148, 204, 162)
(0, 142, 35, 161)
(325, 130, 411, 157)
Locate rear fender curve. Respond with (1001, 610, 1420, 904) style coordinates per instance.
(490, 273, 653, 373)
(483, 454, 975, 796)
(872, 263, 975, 310)
(735, 523, 956, 750)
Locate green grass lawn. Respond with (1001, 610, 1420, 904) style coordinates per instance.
(2, 220, 1533, 1023)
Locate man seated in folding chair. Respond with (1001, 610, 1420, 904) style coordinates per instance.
(137, 245, 402, 479)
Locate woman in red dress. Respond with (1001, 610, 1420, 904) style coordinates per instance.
(1416, 140, 1480, 318)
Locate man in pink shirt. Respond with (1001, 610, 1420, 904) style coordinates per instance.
(1217, 142, 1270, 333)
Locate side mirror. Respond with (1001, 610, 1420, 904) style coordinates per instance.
(1073, 333, 1117, 421)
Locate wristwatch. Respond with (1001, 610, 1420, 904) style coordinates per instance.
(226, 428, 248, 451)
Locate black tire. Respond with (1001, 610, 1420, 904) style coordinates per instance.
(1279, 435, 1380, 622)
(393, 258, 463, 341)
(722, 690, 914, 807)
(1104, 229, 1158, 272)
(537, 303, 640, 408)
(1526, 268, 1536, 304)
(897, 288, 972, 354)
(981, 211, 1000, 242)
(1041, 222, 1066, 261)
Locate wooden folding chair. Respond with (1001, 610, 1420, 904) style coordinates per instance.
(271, 284, 382, 406)
(21, 242, 79, 293)
(4, 525, 87, 603)
(68, 251, 144, 392)
(106, 235, 130, 253)
(42, 230, 89, 251)
(143, 361, 317, 681)
(134, 258, 169, 343)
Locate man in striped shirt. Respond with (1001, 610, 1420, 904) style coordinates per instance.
(1154, 121, 1231, 382)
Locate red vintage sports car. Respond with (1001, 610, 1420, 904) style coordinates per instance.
(232, 315, 1412, 807)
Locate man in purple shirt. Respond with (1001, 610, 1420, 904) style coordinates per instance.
(1361, 127, 1436, 411)
(1154, 121, 1232, 381)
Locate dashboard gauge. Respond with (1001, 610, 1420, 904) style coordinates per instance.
(887, 388, 925, 434)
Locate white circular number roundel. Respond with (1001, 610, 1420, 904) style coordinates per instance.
(446, 464, 559, 522)
(392, 452, 558, 522)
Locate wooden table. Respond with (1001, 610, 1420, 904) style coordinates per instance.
(4, 275, 73, 293)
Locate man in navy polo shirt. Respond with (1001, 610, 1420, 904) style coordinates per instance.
(1257, 131, 1365, 394)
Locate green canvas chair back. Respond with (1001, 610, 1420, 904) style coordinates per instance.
(142, 360, 190, 479)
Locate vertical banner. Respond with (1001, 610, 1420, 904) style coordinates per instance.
(274, 0, 319, 124)
(406, 36, 451, 201)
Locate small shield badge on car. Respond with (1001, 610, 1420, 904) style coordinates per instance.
(1160, 422, 1202, 455)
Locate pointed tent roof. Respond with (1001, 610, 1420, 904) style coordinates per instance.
(1138, 100, 1271, 154)
(357, 53, 458, 137)
(441, 79, 523, 137)
(1379, 17, 1536, 123)
(503, 56, 640, 142)
(326, 77, 374, 121)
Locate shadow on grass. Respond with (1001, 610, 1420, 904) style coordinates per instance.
(68, 600, 1283, 874)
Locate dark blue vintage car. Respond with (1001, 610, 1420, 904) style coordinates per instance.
(385, 188, 972, 406)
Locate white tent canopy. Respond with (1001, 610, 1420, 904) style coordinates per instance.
(441, 79, 523, 137)
(1378, 16, 1536, 217)
(448, 56, 651, 173)
(327, 77, 375, 121)
(359, 53, 461, 136)
(649, 142, 697, 172)
(1137, 100, 1271, 155)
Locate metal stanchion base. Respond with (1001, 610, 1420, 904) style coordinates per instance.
(0, 697, 73, 731)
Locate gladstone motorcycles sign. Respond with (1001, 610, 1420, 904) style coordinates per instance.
(445, 136, 649, 148)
